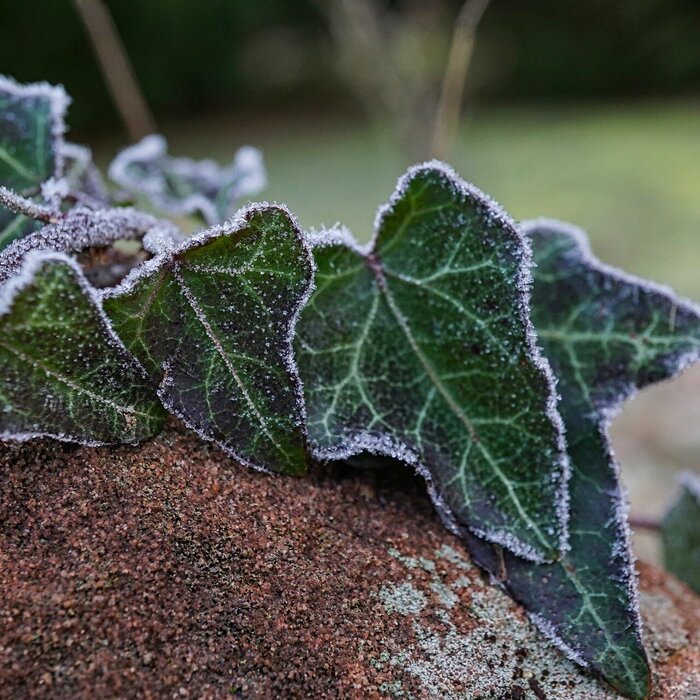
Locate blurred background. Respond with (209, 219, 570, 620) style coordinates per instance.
(3, 0, 700, 562)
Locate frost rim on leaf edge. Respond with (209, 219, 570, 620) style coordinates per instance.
(102, 201, 317, 474)
(303, 160, 572, 564)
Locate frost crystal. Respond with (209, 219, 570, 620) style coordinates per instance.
(0, 206, 182, 285)
(0, 74, 70, 180)
(61, 142, 110, 204)
(0, 249, 164, 444)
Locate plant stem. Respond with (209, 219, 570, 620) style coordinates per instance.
(0, 186, 58, 224)
(430, 0, 491, 161)
(73, 0, 156, 141)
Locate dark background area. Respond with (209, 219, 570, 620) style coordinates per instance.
(3, 0, 700, 135)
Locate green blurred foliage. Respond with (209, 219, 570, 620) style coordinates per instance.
(2, 0, 700, 134)
(483, 0, 700, 98)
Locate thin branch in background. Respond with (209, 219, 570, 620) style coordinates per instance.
(73, 0, 156, 141)
(629, 516, 661, 533)
(430, 0, 491, 161)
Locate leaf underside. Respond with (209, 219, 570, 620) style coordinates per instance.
(466, 219, 700, 699)
(661, 472, 700, 594)
(0, 252, 165, 444)
(104, 205, 313, 476)
(0, 76, 67, 250)
(296, 164, 569, 562)
(108, 134, 266, 225)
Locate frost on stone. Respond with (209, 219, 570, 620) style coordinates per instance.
(295, 162, 570, 563)
(464, 219, 700, 699)
(0, 206, 182, 286)
(108, 134, 267, 225)
(103, 203, 314, 476)
(661, 471, 700, 594)
(0, 250, 165, 445)
(0, 75, 69, 251)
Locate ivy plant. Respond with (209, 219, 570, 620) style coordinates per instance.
(2, 76, 699, 700)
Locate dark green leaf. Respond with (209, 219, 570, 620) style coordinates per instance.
(295, 163, 569, 562)
(0, 209, 41, 252)
(662, 471, 700, 594)
(0, 75, 69, 250)
(0, 75, 67, 193)
(104, 205, 313, 475)
(108, 135, 266, 225)
(0, 251, 165, 444)
(466, 219, 700, 699)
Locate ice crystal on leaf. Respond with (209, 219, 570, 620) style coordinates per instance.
(0, 74, 693, 700)
(109, 134, 267, 225)
(61, 142, 110, 205)
(295, 162, 571, 563)
(0, 205, 182, 286)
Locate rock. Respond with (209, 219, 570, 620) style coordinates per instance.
(0, 425, 698, 699)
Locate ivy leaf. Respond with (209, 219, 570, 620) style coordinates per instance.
(295, 163, 570, 562)
(0, 76, 69, 251)
(108, 135, 266, 225)
(464, 219, 700, 699)
(662, 471, 700, 594)
(103, 204, 313, 476)
(0, 251, 165, 444)
(61, 142, 109, 204)
(0, 75, 68, 193)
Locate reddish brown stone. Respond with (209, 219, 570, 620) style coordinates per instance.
(0, 423, 698, 699)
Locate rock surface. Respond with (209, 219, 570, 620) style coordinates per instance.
(1, 424, 698, 699)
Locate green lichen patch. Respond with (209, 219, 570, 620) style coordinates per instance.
(375, 545, 620, 699)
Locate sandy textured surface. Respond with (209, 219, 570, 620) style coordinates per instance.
(1, 424, 698, 699)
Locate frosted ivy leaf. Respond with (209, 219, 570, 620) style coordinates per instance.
(295, 162, 570, 562)
(464, 219, 700, 699)
(0, 251, 165, 444)
(0, 204, 182, 287)
(61, 142, 109, 204)
(0, 75, 69, 250)
(108, 134, 266, 225)
(661, 471, 700, 594)
(103, 204, 313, 475)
